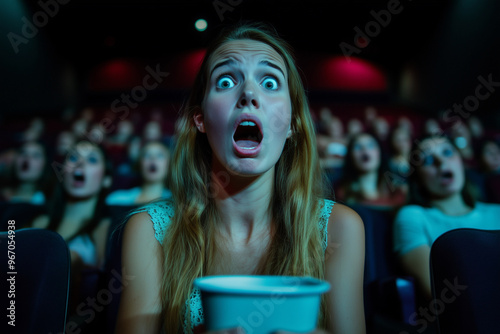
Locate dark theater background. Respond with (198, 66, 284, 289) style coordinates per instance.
(2, 0, 500, 123)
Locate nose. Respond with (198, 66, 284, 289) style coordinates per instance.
(237, 82, 260, 109)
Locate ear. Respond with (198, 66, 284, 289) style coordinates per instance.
(193, 112, 206, 133)
(286, 125, 293, 139)
(102, 175, 112, 189)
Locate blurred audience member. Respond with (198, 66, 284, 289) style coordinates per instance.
(477, 138, 500, 203)
(422, 118, 442, 136)
(21, 117, 45, 142)
(393, 135, 500, 301)
(29, 141, 112, 313)
(108, 119, 135, 146)
(467, 116, 485, 141)
(335, 133, 406, 208)
(1, 141, 49, 205)
(388, 126, 412, 192)
(317, 108, 347, 171)
(142, 120, 163, 143)
(55, 130, 76, 159)
(346, 118, 364, 140)
(106, 141, 172, 205)
(448, 120, 476, 168)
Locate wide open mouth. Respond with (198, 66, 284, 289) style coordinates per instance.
(73, 170, 85, 183)
(21, 160, 29, 171)
(233, 120, 263, 149)
(440, 170, 454, 181)
(360, 153, 371, 163)
(148, 163, 157, 173)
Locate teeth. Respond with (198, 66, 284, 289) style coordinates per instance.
(240, 121, 256, 126)
(240, 146, 257, 150)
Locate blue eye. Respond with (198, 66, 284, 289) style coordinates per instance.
(216, 76, 235, 89)
(442, 147, 454, 157)
(262, 77, 279, 90)
(68, 153, 79, 163)
(423, 154, 434, 166)
(88, 154, 99, 164)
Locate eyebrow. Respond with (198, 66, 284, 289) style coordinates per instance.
(259, 60, 286, 78)
(209, 59, 286, 78)
(210, 59, 235, 77)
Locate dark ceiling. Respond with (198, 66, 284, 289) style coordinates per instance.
(2, 0, 500, 117)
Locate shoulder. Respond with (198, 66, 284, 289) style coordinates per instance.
(123, 211, 159, 247)
(31, 214, 50, 229)
(327, 203, 364, 246)
(128, 200, 174, 244)
(106, 188, 140, 205)
(395, 204, 427, 219)
(475, 201, 500, 212)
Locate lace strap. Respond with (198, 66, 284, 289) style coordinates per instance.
(319, 199, 335, 253)
(129, 200, 175, 245)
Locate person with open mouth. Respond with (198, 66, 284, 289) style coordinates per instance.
(29, 140, 113, 317)
(106, 141, 172, 206)
(2, 141, 49, 205)
(335, 132, 406, 208)
(116, 22, 366, 334)
(393, 135, 500, 302)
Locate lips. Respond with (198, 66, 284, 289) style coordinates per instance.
(439, 170, 454, 185)
(360, 153, 371, 163)
(232, 114, 263, 157)
(72, 169, 85, 187)
(20, 160, 29, 171)
(148, 163, 157, 173)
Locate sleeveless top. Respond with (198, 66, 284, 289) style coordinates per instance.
(132, 199, 335, 333)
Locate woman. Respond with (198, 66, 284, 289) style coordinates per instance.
(393, 135, 500, 301)
(106, 141, 172, 205)
(31, 141, 113, 311)
(335, 132, 406, 208)
(2, 141, 49, 204)
(116, 22, 365, 334)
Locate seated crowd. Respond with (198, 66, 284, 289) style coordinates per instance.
(1, 103, 500, 333)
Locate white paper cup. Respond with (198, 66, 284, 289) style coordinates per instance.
(194, 275, 330, 334)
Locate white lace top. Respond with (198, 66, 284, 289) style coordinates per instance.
(133, 199, 335, 333)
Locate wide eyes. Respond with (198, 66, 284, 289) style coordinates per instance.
(215, 75, 280, 90)
(422, 146, 455, 166)
(216, 76, 235, 89)
(262, 77, 279, 90)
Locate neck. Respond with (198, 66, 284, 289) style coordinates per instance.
(357, 171, 379, 198)
(140, 181, 165, 199)
(14, 182, 37, 198)
(211, 164, 274, 244)
(430, 192, 472, 216)
(64, 195, 99, 224)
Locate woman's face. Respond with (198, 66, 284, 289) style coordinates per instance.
(351, 134, 380, 173)
(63, 142, 107, 199)
(416, 137, 465, 199)
(15, 142, 46, 182)
(140, 142, 169, 183)
(392, 128, 411, 155)
(481, 141, 500, 172)
(197, 39, 292, 176)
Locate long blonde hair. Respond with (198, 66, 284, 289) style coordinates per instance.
(163, 22, 330, 333)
